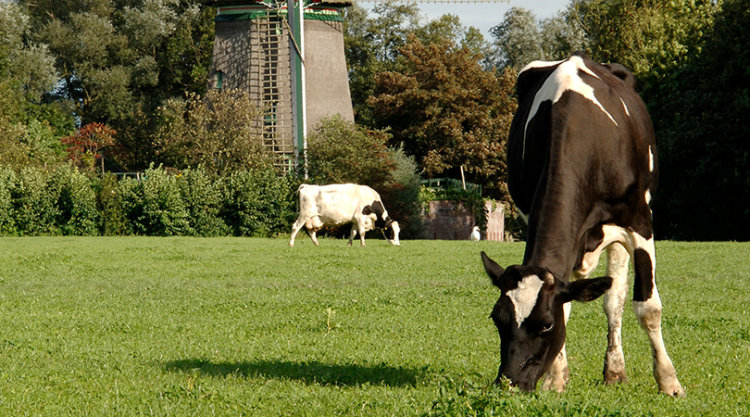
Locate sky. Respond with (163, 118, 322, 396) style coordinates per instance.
(363, 0, 571, 37)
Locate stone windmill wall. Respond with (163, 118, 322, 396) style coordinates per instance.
(209, 1, 354, 172)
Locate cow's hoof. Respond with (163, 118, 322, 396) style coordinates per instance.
(660, 382, 686, 398)
(604, 370, 628, 384)
(541, 376, 567, 393)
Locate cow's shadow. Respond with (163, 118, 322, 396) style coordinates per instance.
(163, 358, 425, 387)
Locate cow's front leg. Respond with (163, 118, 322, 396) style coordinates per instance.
(289, 217, 305, 246)
(542, 302, 571, 392)
(358, 223, 367, 246)
(603, 243, 629, 384)
(632, 237, 685, 397)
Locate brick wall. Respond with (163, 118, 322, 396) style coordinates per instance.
(423, 200, 504, 241)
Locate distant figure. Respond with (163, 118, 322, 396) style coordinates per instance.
(470, 226, 481, 241)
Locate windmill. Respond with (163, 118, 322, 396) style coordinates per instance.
(208, 0, 508, 173)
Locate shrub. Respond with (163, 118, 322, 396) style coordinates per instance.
(121, 164, 192, 236)
(52, 165, 99, 235)
(97, 173, 126, 236)
(380, 147, 424, 239)
(0, 167, 16, 234)
(12, 166, 60, 235)
(177, 167, 228, 236)
(221, 168, 298, 237)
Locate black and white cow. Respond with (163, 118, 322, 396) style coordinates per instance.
(481, 53, 685, 396)
(289, 184, 400, 247)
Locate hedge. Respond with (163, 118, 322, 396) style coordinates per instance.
(0, 164, 299, 237)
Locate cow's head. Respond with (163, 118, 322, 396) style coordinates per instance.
(480, 251, 611, 391)
(383, 219, 400, 246)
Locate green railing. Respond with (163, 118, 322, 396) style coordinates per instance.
(421, 177, 482, 195)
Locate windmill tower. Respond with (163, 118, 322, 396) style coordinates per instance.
(210, 0, 354, 173)
(209, 0, 507, 173)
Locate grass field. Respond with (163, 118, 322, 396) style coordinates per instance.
(0, 237, 747, 416)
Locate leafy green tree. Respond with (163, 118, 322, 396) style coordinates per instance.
(650, 0, 748, 240)
(0, 2, 71, 169)
(370, 36, 517, 201)
(570, 0, 715, 85)
(488, 7, 543, 71)
(488, 6, 588, 71)
(344, 1, 421, 126)
(345, 1, 490, 126)
(306, 115, 394, 189)
(21, 0, 215, 170)
(155, 89, 272, 177)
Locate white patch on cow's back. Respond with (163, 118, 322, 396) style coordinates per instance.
(507, 275, 545, 327)
(620, 97, 630, 116)
(523, 56, 618, 157)
(520, 59, 565, 73)
(648, 146, 655, 172)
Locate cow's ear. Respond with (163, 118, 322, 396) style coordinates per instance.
(481, 251, 505, 289)
(561, 276, 613, 303)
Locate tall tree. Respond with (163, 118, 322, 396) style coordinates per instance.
(370, 36, 517, 201)
(345, 2, 490, 126)
(488, 6, 588, 71)
(488, 7, 543, 71)
(0, 2, 72, 169)
(650, 0, 748, 240)
(344, 1, 421, 126)
(570, 0, 715, 87)
(20, 0, 215, 170)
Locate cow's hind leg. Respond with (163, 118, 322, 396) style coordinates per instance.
(603, 243, 629, 384)
(309, 228, 320, 246)
(542, 302, 571, 392)
(348, 224, 357, 246)
(632, 236, 685, 397)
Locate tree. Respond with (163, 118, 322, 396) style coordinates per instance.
(569, 0, 715, 86)
(649, 0, 748, 240)
(488, 7, 543, 71)
(370, 36, 517, 201)
(344, 1, 421, 126)
(0, 2, 72, 169)
(155, 89, 272, 177)
(345, 2, 491, 126)
(306, 115, 394, 189)
(21, 0, 215, 170)
(488, 6, 588, 71)
(61, 122, 116, 174)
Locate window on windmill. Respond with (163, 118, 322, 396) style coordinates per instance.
(215, 71, 224, 89)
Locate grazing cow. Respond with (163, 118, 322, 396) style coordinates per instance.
(480, 53, 684, 396)
(289, 184, 400, 247)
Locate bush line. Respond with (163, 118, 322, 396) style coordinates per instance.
(0, 164, 298, 237)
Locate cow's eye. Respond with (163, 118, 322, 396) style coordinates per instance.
(540, 323, 554, 334)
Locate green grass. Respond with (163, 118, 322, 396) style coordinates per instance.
(0, 237, 747, 416)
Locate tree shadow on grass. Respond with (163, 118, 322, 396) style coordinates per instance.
(164, 358, 426, 387)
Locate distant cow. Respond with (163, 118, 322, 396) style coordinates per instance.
(481, 53, 684, 396)
(289, 184, 400, 247)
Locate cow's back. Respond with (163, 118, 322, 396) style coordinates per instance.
(507, 54, 657, 278)
(298, 184, 381, 224)
(508, 55, 654, 217)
